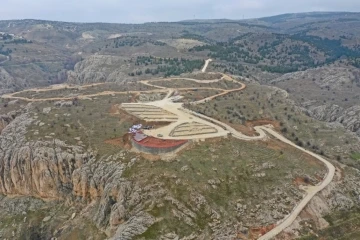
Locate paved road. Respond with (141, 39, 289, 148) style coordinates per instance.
(201, 59, 212, 72)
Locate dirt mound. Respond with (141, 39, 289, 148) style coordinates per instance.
(109, 104, 120, 115)
(294, 176, 313, 186)
(105, 133, 132, 149)
(249, 224, 276, 239)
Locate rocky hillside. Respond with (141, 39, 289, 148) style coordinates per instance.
(0, 105, 155, 239)
(67, 55, 130, 84)
(271, 65, 360, 137)
(0, 80, 359, 239)
(1, 12, 360, 90)
(1, 12, 360, 239)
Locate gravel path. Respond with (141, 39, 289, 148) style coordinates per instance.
(201, 58, 212, 72)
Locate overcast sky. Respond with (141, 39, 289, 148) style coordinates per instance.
(1, 0, 360, 23)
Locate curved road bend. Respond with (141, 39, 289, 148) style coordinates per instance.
(183, 108, 265, 140)
(187, 109, 335, 239)
(255, 126, 335, 240)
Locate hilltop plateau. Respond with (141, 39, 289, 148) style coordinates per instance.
(0, 12, 360, 240)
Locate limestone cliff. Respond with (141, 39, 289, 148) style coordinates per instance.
(0, 109, 154, 239)
(67, 55, 131, 85)
(0, 102, 359, 239)
(0, 67, 19, 94)
(306, 104, 360, 136)
(271, 65, 360, 137)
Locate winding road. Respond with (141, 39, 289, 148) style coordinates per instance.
(131, 69, 335, 239)
(186, 111, 334, 240)
(256, 127, 335, 240)
(0, 61, 336, 239)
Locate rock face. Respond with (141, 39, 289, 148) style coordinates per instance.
(307, 104, 360, 136)
(67, 55, 131, 85)
(0, 112, 86, 198)
(271, 66, 360, 137)
(0, 111, 17, 132)
(270, 66, 357, 89)
(0, 98, 359, 239)
(0, 109, 154, 238)
(0, 67, 19, 94)
(282, 166, 360, 238)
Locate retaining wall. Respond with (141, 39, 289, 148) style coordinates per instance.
(131, 139, 188, 154)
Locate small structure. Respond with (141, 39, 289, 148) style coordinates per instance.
(129, 124, 143, 134)
(133, 132, 148, 142)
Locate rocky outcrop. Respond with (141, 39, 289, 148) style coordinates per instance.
(67, 55, 130, 85)
(0, 67, 19, 94)
(110, 212, 155, 240)
(0, 94, 358, 239)
(282, 165, 360, 238)
(270, 66, 357, 90)
(0, 109, 156, 238)
(270, 65, 360, 137)
(0, 113, 15, 132)
(306, 104, 360, 136)
(0, 111, 89, 198)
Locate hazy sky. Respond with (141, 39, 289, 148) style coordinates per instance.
(1, 0, 360, 23)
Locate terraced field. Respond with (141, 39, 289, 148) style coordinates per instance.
(170, 122, 218, 137)
(121, 103, 179, 122)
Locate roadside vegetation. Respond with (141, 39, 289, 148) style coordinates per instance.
(299, 208, 360, 240)
(12, 82, 155, 100)
(128, 56, 204, 77)
(127, 137, 325, 239)
(187, 84, 360, 168)
(190, 33, 360, 74)
(25, 95, 135, 156)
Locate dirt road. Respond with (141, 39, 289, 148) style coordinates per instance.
(137, 76, 335, 240)
(201, 58, 212, 72)
(183, 110, 335, 239)
(191, 83, 246, 104)
(256, 126, 335, 240)
(2, 71, 335, 239)
(1, 82, 170, 102)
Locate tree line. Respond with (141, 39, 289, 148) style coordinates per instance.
(129, 56, 204, 77)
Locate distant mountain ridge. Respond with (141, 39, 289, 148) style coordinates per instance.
(1, 11, 360, 25)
